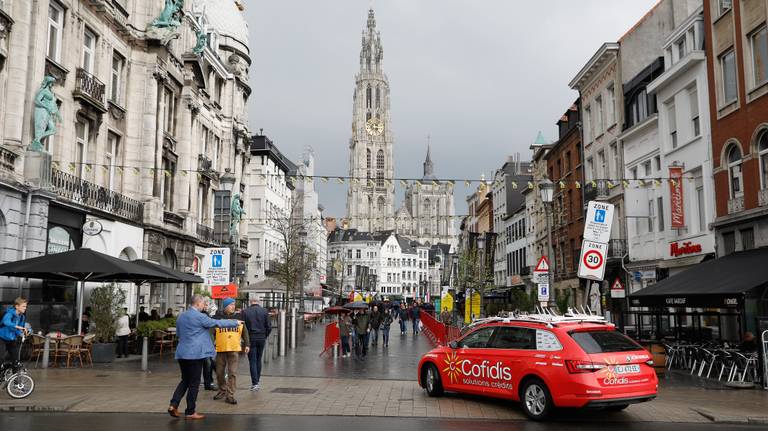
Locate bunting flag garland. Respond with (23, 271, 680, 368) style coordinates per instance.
(511, 181, 518, 190)
(622, 180, 630, 188)
(320, 176, 329, 183)
(336, 177, 345, 184)
(638, 179, 645, 187)
(558, 180, 566, 189)
(574, 181, 581, 189)
(653, 179, 662, 187)
(464, 180, 471, 187)
(527, 182, 534, 190)
(590, 180, 597, 188)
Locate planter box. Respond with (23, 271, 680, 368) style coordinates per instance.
(92, 342, 116, 363)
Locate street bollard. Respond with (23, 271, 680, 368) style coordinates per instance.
(279, 310, 286, 357)
(290, 308, 297, 349)
(42, 337, 50, 369)
(141, 336, 148, 371)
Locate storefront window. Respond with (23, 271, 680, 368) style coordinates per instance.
(47, 226, 75, 254)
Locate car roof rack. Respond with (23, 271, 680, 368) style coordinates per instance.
(466, 306, 611, 329)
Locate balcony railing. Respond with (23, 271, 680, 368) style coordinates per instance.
(196, 223, 216, 244)
(51, 168, 143, 223)
(583, 180, 610, 202)
(74, 68, 106, 110)
(728, 196, 745, 214)
(759, 189, 768, 207)
(0, 146, 17, 172)
(163, 211, 185, 229)
(607, 239, 627, 259)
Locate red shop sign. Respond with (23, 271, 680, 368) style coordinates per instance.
(670, 241, 702, 257)
(669, 167, 685, 228)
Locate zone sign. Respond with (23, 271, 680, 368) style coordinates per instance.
(578, 240, 608, 281)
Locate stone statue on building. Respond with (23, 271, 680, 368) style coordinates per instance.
(151, 0, 183, 28)
(30, 76, 60, 152)
(192, 28, 207, 55)
(230, 193, 245, 239)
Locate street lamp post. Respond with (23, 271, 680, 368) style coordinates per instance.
(476, 235, 485, 319)
(538, 177, 556, 309)
(298, 228, 307, 312)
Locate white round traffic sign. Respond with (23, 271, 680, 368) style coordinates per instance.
(583, 249, 603, 270)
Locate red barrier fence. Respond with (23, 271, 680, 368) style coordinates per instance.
(320, 321, 340, 357)
(420, 311, 461, 346)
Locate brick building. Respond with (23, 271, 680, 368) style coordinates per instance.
(704, 1, 768, 254)
(545, 100, 585, 305)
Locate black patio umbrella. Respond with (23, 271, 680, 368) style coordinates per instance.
(0, 248, 180, 334)
(343, 301, 369, 309)
(123, 260, 204, 327)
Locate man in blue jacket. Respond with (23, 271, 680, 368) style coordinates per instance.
(241, 297, 271, 391)
(168, 295, 239, 420)
(0, 298, 28, 364)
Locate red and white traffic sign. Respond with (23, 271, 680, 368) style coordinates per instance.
(577, 240, 607, 281)
(534, 256, 550, 272)
(610, 278, 626, 298)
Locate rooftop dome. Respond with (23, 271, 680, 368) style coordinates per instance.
(197, 0, 249, 51)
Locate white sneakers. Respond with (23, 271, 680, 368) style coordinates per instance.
(250, 384, 260, 392)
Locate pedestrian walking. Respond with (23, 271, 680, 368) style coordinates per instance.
(0, 297, 28, 364)
(241, 297, 272, 392)
(115, 308, 130, 358)
(202, 298, 217, 391)
(352, 309, 370, 358)
(212, 298, 249, 405)
(381, 311, 392, 347)
(168, 295, 239, 420)
(369, 305, 382, 347)
(409, 303, 420, 335)
(397, 303, 408, 335)
(338, 314, 352, 357)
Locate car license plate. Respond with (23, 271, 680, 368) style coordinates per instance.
(613, 364, 640, 375)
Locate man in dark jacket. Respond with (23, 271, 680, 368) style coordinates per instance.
(352, 309, 370, 358)
(241, 298, 271, 391)
(408, 303, 420, 335)
(396, 303, 408, 335)
(369, 305, 382, 347)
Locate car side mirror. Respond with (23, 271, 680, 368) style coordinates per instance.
(448, 340, 459, 349)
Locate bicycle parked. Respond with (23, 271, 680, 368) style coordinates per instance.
(1, 333, 35, 399)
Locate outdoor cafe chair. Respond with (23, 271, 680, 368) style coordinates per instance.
(30, 334, 46, 368)
(80, 334, 95, 367)
(53, 335, 84, 368)
(152, 330, 174, 359)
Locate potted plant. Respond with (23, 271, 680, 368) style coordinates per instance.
(90, 283, 126, 363)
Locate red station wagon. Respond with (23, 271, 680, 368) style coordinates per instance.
(417, 314, 658, 420)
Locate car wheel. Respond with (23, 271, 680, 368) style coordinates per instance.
(423, 364, 444, 397)
(520, 379, 553, 421)
(606, 404, 629, 412)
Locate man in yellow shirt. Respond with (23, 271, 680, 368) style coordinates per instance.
(212, 298, 249, 404)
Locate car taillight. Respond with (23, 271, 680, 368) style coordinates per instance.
(565, 360, 606, 374)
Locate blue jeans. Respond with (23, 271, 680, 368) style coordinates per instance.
(412, 318, 419, 334)
(340, 335, 350, 355)
(399, 319, 406, 333)
(382, 327, 390, 345)
(371, 328, 379, 345)
(247, 339, 266, 386)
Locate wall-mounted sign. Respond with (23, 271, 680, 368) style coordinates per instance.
(610, 278, 625, 298)
(669, 241, 703, 257)
(669, 167, 685, 228)
(211, 282, 238, 299)
(82, 220, 103, 236)
(633, 270, 656, 281)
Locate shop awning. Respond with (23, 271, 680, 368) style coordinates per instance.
(629, 247, 768, 308)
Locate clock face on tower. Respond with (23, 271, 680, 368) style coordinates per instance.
(365, 118, 384, 136)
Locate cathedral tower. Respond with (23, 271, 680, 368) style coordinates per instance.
(346, 8, 395, 232)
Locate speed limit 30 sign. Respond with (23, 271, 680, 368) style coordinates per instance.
(578, 240, 608, 281)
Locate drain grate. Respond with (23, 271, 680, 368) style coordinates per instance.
(271, 387, 318, 394)
(398, 398, 413, 402)
(95, 374, 110, 378)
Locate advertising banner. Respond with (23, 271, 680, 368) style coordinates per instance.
(669, 166, 685, 228)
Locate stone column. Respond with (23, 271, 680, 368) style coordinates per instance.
(154, 80, 165, 200)
(2, 0, 31, 148)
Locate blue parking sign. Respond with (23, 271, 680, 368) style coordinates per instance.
(212, 255, 223, 268)
(594, 209, 606, 223)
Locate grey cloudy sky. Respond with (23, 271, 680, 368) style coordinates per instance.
(246, 0, 659, 218)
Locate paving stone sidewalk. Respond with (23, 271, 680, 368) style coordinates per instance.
(1, 367, 766, 424)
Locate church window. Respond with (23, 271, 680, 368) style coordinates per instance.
(378, 197, 385, 213)
(366, 112, 372, 121)
(376, 150, 384, 187)
(366, 86, 372, 109)
(376, 86, 381, 109)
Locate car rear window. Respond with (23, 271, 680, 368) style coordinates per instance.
(570, 330, 642, 353)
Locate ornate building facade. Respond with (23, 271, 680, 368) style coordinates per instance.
(0, 0, 252, 331)
(346, 8, 455, 246)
